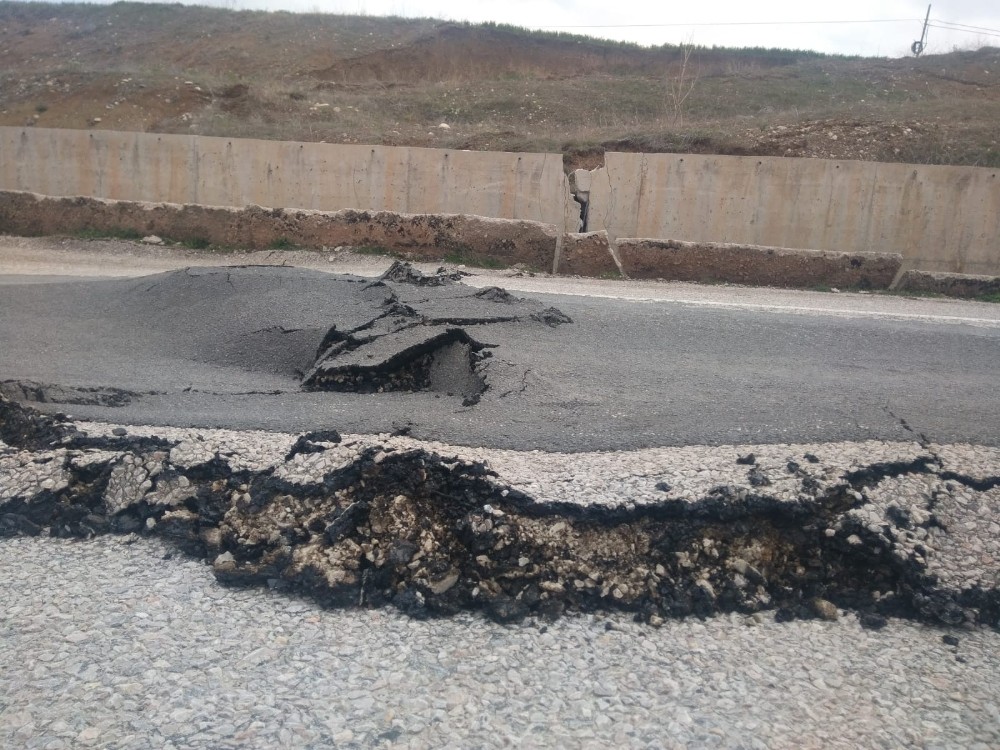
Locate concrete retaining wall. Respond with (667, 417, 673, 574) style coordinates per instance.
(587, 153, 1000, 276)
(4, 127, 997, 276)
(0, 191, 558, 270)
(0, 190, 905, 289)
(615, 238, 902, 289)
(0, 127, 577, 231)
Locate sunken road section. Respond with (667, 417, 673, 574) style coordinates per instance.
(2, 398, 998, 628)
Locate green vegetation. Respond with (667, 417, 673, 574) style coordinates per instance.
(353, 245, 399, 257)
(443, 248, 510, 270)
(74, 227, 142, 241)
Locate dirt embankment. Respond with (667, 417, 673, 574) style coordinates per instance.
(1, 3, 997, 167)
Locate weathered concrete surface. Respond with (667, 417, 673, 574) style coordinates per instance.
(587, 153, 1000, 275)
(895, 270, 1000, 299)
(0, 190, 559, 269)
(0, 126, 573, 229)
(6, 126, 998, 277)
(556, 231, 619, 277)
(616, 238, 902, 288)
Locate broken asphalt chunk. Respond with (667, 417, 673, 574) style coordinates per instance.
(303, 326, 488, 398)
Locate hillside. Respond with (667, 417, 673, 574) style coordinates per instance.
(1, 1, 998, 170)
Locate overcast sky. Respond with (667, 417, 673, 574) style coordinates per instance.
(67, 0, 1000, 57)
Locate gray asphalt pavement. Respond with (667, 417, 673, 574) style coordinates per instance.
(0, 262, 997, 450)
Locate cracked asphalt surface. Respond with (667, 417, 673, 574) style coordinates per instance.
(2, 238, 1000, 748)
(0, 254, 997, 450)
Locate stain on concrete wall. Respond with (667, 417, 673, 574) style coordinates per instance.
(0, 191, 559, 271)
(0, 191, 906, 290)
(615, 238, 901, 289)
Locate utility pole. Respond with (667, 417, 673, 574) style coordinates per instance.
(912, 5, 931, 56)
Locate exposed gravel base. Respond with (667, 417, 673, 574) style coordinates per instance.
(60, 421, 1000, 599)
(3, 405, 1000, 747)
(1, 535, 998, 750)
(77, 421, 931, 506)
(4, 411, 1000, 626)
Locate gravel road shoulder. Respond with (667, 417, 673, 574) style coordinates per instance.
(2, 534, 998, 750)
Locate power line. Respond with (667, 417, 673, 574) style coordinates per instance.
(927, 23, 1000, 40)
(931, 19, 1000, 36)
(535, 19, 920, 30)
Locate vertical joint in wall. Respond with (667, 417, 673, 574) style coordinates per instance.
(567, 169, 592, 233)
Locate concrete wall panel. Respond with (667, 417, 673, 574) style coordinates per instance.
(0, 127, 572, 229)
(895, 270, 1000, 299)
(3, 128, 998, 275)
(588, 153, 1000, 275)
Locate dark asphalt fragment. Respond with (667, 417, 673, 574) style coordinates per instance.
(747, 468, 771, 487)
(1, 380, 146, 408)
(380, 260, 466, 286)
(285, 430, 342, 461)
(859, 613, 889, 630)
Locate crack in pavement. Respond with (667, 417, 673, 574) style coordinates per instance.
(2, 398, 998, 629)
(499, 368, 531, 399)
(300, 262, 566, 398)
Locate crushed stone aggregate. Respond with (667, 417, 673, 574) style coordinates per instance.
(1, 534, 999, 750)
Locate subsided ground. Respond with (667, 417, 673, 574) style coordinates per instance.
(3, 235, 1000, 450)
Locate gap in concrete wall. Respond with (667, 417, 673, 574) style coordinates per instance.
(568, 168, 592, 233)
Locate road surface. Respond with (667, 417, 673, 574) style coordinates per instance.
(2, 236, 999, 750)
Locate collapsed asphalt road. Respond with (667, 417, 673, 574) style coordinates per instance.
(2, 400, 998, 628)
(0, 261, 570, 414)
(0, 262, 998, 450)
(1, 260, 998, 628)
